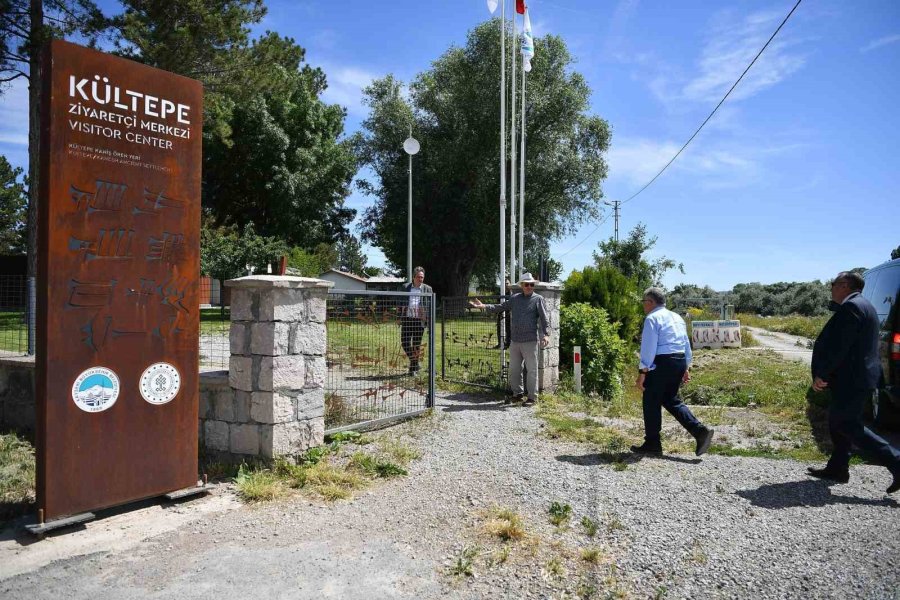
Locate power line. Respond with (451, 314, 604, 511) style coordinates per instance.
(557, 0, 803, 259)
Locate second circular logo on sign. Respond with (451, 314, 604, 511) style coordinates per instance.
(139, 362, 181, 405)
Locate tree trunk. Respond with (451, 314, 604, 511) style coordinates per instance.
(26, 0, 43, 280)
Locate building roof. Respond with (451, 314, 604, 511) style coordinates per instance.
(320, 269, 368, 283)
(366, 276, 406, 284)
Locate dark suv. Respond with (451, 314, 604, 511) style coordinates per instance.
(862, 258, 900, 428)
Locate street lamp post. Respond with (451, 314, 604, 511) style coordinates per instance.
(403, 131, 420, 281)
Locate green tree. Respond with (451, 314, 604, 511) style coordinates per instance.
(0, 155, 27, 254)
(355, 20, 610, 296)
(286, 242, 338, 277)
(334, 234, 368, 275)
(892, 246, 900, 261)
(203, 74, 357, 245)
(113, 2, 357, 246)
(593, 223, 683, 290)
(668, 283, 719, 310)
(561, 265, 642, 341)
(200, 220, 286, 284)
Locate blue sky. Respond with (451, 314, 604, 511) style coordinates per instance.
(2, 0, 898, 289)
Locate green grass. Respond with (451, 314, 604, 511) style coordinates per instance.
(235, 431, 422, 504)
(736, 313, 829, 340)
(0, 311, 28, 353)
(0, 432, 35, 522)
(539, 349, 830, 461)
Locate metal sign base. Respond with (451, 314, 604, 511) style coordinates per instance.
(23, 480, 212, 538)
(25, 511, 95, 538)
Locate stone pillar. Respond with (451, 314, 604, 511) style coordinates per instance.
(534, 282, 562, 393)
(218, 275, 332, 460)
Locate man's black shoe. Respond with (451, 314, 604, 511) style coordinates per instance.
(503, 397, 512, 405)
(630, 443, 662, 455)
(523, 397, 536, 406)
(888, 471, 900, 494)
(694, 427, 714, 456)
(807, 467, 850, 484)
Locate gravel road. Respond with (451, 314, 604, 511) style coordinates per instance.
(2, 390, 898, 599)
(745, 326, 814, 365)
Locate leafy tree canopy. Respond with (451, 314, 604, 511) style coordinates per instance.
(593, 223, 683, 291)
(355, 19, 610, 296)
(0, 155, 27, 254)
(114, 1, 357, 247)
(200, 219, 287, 283)
(561, 265, 642, 341)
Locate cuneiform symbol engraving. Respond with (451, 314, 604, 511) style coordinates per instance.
(70, 180, 127, 213)
(146, 232, 185, 264)
(133, 187, 184, 216)
(69, 229, 134, 261)
(66, 279, 117, 309)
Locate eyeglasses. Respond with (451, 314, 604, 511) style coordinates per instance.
(522, 283, 534, 287)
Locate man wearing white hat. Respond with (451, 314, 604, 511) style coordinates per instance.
(470, 273, 550, 405)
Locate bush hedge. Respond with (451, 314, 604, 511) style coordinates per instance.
(559, 303, 629, 400)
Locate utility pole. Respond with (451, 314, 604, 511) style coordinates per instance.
(604, 200, 621, 242)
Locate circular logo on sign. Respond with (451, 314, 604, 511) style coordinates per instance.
(140, 362, 181, 405)
(71, 367, 120, 413)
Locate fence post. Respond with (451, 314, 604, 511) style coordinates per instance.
(27, 276, 35, 355)
(428, 291, 435, 408)
(573, 345, 582, 394)
(222, 275, 333, 460)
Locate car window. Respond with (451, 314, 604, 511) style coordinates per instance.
(865, 266, 900, 318)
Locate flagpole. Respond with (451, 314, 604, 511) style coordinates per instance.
(499, 0, 507, 304)
(519, 55, 526, 280)
(510, 10, 518, 283)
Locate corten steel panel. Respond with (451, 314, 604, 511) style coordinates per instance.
(36, 40, 202, 520)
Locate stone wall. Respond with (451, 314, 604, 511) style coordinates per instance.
(198, 276, 332, 463)
(535, 283, 562, 393)
(0, 357, 35, 438)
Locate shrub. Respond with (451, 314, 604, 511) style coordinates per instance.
(562, 266, 642, 341)
(559, 303, 629, 400)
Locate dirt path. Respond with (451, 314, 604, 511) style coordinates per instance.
(745, 326, 813, 364)
(1, 390, 898, 599)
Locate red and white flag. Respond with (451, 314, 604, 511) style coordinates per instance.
(516, 0, 526, 14)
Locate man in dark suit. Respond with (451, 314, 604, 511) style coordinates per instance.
(809, 271, 900, 494)
(401, 266, 433, 376)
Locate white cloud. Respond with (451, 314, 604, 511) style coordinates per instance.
(680, 9, 808, 104)
(860, 34, 900, 53)
(320, 65, 379, 117)
(607, 136, 763, 190)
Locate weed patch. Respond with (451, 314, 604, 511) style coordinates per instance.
(484, 507, 526, 541)
(0, 433, 35, 522)
(234, 464, 288, 503)
(548, 501, 573, 527)
(581, 516, 599, 537)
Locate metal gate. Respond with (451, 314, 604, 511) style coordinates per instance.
(440, 295, 508, 390)
(325, 289, 435, 433)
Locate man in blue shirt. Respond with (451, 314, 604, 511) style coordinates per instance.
(632, 287, 714, 456)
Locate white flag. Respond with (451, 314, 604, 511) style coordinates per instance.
(487, 0, 498, 13)
(522, 8, 535, 71)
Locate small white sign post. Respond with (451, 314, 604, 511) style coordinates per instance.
(574, 345, 582, 394)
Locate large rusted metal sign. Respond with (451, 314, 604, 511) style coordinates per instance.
(36, 40, 202, 521)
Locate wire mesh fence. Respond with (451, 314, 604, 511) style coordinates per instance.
(325, 290, 434, 433)
(199, 304, 230, 370)
(440, 295, 508, 389)
(0, 275, 30, 357)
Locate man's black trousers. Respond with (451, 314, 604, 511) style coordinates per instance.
(400, 317, 426, 371)
(642, 354, 703, 444)
(827, 386, 900, 473)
